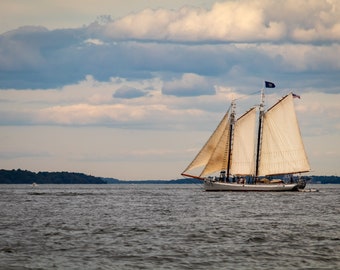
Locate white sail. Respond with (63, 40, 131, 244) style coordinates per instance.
(258, 93, 310, 176)
(182, 107, 230, 176)
(200, 117, 231, 176)
(230, 107, 257, 176)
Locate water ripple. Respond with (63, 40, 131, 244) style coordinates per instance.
(0, 184, 339, 269)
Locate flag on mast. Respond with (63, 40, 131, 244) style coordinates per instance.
(292, 93, 301, 99)
(265, 81, 275, 88)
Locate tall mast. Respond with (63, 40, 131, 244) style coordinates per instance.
(255, 88, 265, 179)
(226, 100, 236, 181)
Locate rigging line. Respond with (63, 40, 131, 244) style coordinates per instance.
(233, 90, 262, 102)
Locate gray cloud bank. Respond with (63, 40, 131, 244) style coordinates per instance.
(0, 0, 339, 94)
(113, 86, 146, 99)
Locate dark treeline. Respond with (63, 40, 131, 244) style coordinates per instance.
(309, 175, 340, 184)
(0, 169, 201, 184)
(0, 169, 339, 184)
(0, 169, 106, 184)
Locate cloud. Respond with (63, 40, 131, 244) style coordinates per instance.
(84, 38, 106, 46)
(1, 1, 340, 93)
(37, 103, 145, 125)
(0, 76, 215, 129)
(295, 92, 340, 136)
(0, 0, 219, 34)
(103, 0, 340, 43)
(33, 101, 210, 129)
(113, 85, 147, 99)
(162, 73, 215, 96)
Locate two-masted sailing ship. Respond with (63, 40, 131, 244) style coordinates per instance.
(181, 82, 310, 191)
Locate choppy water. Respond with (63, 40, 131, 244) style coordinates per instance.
(0, 184, 339, 270)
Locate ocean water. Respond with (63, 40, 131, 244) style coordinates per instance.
(0, 184, 339, 270)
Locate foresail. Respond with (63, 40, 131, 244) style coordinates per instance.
(182, 107, 230, 176)
(258, 94, 310, 176)
(200, 117, 231, 177)
(230, 107, 257, 176)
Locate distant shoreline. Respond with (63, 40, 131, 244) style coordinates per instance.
(0, 169, 339, 184)
(0, 169, 201, 184)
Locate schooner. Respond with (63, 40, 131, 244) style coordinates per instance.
(181, 82, 310, 191)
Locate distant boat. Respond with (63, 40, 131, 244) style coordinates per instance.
(32, 182, 38, 188)
(182, 82, 310, 191)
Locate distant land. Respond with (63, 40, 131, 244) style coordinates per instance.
(0, 169, 339, 184)
(0, 169, 200, 184)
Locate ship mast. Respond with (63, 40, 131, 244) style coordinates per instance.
(225, 100, 236, 181)
(255, 88, 265, 180)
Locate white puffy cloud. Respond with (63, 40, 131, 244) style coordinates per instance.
(104, 0, 340, 43)
(0, 0, 219, 34)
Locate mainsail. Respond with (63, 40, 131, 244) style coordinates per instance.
(230, 107, 257, 176)
(258, 94, 310, 176)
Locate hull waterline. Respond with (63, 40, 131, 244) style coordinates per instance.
(204, 181, 299, 192)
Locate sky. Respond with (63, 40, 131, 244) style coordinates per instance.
(0, 0, 339, 180)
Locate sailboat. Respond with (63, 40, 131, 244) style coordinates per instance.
(181, 82, 310, 191)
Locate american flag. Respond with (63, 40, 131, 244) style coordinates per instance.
(292, 93, 301, 99)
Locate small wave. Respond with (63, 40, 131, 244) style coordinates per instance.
(28, 192, 106, 196)
(0, 247, 15, 253)
(247, 235, 267, 243)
